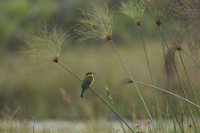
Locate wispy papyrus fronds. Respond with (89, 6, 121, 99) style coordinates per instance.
(21, 29, 66, 63)
(120, 0, 145, 26)
(77, 3, 113, 41)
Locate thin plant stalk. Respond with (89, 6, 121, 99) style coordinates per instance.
(118, 111, 126, 133)
(182, 49, 200, 68)
(160, 32, 184, 133)
(157, 27, 198, 133)
(158, 27, 197, 133)
(160, 26, 187, 132)
(161, 32, 198, 133)
(166, 95, 181, 133)
(178, 52, 200, 115)
(7, 105, 21, 133)
(58, 62, 81, 81)
(57, 61, 135, 133)
(89, 88, 133, 132)
(133, 80, 200, 109)
(139, 27, 157, 103)
(138, 27, 164, 132)
(169, 102, 178, 133)
(156, 27, 192, 132)
(166, 70, 184, 133)
(181, 48, 200, 99)
(111, 101, 127, 133)
(157, 27, 186, 128)
(174, 60, 197, 132)
(109, 39, 158, 133)
(159, 28, 200, 71)
(106, 87, 126, 133)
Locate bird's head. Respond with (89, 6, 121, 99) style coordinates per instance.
(86, 72, 95, 77)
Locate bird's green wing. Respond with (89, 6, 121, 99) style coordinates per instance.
(81, 76, 93, 89)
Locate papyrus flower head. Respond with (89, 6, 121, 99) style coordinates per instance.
(144, 0, 173, 27)
(120, 0, 145, 26)
(174, 0, 200, 20)
(21, 29, 66, 63)
(77, 3, 113, 41)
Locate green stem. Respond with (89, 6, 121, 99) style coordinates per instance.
(166, 70, 183, 133)
(89, 88, 134, 133)
(168, 101, 178, 133)
(133, 80, 200, 109)
(182, 49, 200, 68)
(58, 62, 82, 81)
(110, 40, 158, 133)
(111, 102, 126, 133)
(158, 28, 184, 132)
(158, 27, 198, 133)
(138, 27, 164, 132)
(139, 28, 155, 85)
(179, 52, 200, 116)
(106, 88, 126, 133)
(57, 61, 135, 133)
(118, 115, 127, 133)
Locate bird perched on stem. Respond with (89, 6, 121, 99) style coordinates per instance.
(80, 72, 95, 98)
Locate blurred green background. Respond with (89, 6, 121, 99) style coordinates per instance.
(0, 0, 199, 121)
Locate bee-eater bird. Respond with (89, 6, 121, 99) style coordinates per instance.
(80, 72, 95, 98)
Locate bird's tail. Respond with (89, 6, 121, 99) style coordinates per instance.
(80, 91, 84, 99)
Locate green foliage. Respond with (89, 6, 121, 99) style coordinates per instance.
(0, 0, 57, 46)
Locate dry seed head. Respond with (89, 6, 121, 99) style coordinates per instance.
(166, 21, 184, 51)
(187, 23, 200, 53)
(21, 29, 65, 63)
(105, 87, 113, 104)
(108, 95, 113, 103)
(173, 40, 182, 51)
(164, 47, 177, 78)
(136, 21, 141, 27)
(121, 78, 133, 84)
(156, 16, 161, 27)
(188, 124, 192, 128)
(115, 78, 133, 91)
(174, 0, 200, 20)
(171, 32, 182, 51)
(120, 0, 145, 26)
(77, 3, 112, 41)
(53, 56, 59, 63)
(105, 86, 111, 95)
(106, 35, 112, 41)
(144, 0, 173, 26)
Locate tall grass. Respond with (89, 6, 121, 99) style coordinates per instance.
(77, 1, 157, 132)
(144, 0, 200, 132)
(154, 20, 198, 133)
(15, 0, 200, 133)
(120, 1, 166, 132)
